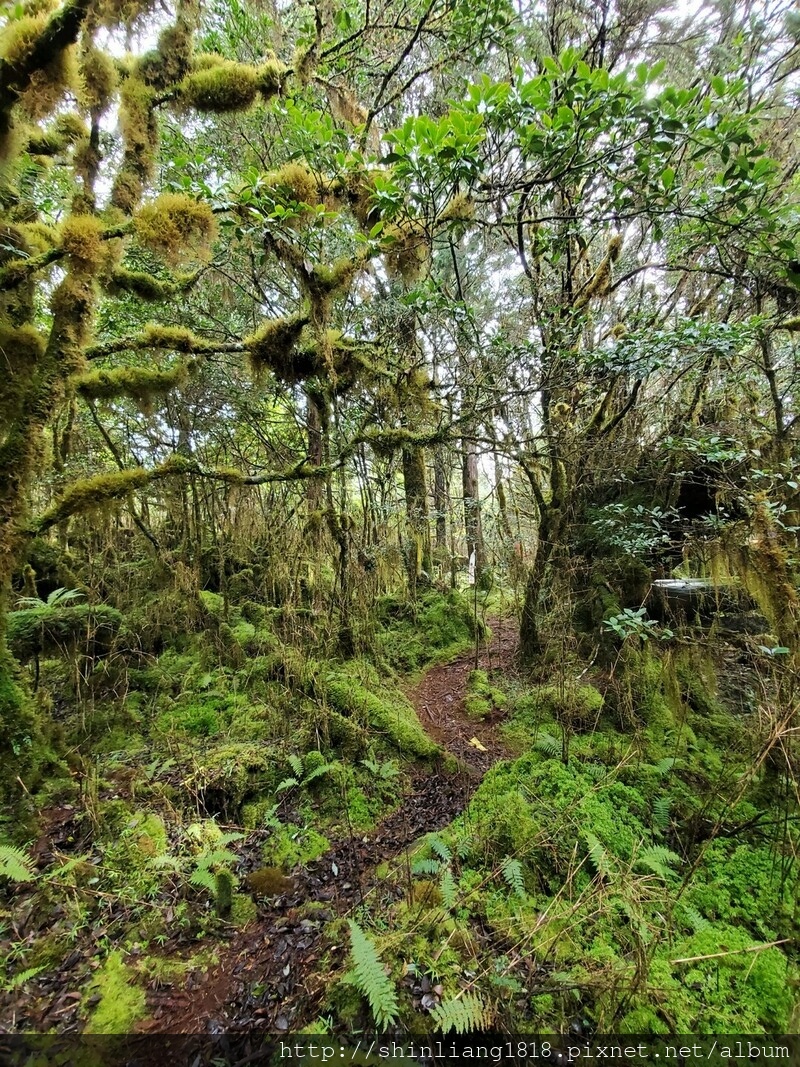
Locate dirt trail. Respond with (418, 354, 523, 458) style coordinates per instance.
(142, 618, 517, 1035)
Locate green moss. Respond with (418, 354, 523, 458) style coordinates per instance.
(0, 654, 43, 805)
(245, 866, 295, 896)
(190, 741, 281, 817)
(134, 193, 216, 263)
(465, 668, 506, 720)
(323, 663, 438, 758)
(84, 951, 147, 1034)
(229, 891, 258, 926)
(375, 590, 481, 671)
(8, 602, 124, 661)
(265, 823, 329, 867)
(180, 61, 262, 112)
(74, 362, 193, 408)
(245, 313, 309, 380)
(34, 468, 153, 530)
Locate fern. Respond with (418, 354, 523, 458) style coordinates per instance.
(189, 868, 217, 893)
(287, 754, 304, 777)
(652, 795, 672, 830)
(3, 965, 45, 992)
(148, 854, 182, 871)
(680, 903, 711, 933)
(428, 834, 452, 864)
(440, 868, 457, 911)
(653, 756, 676, 775)
(583, 832, 614, 880)
(276, 776, 299, 793)
(635, 844, 681, 879)
(534, 732, 561, 759)
(195, 847, 238, 869)
(347, 920, 399, 1028)
(500, 857, 525, 897)
(304, 762, 337, 784)
(583, 762, 608, 781)
(430, 992, 489, 1034)
(0, 844, 35, 883)
(412, 858, 442, 876)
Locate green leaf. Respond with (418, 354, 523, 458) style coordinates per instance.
(430, 993, 489, 1034)
(347, 920, 399, 1028)
(661, 166, 675, 190)
(0, 844, 35, 883)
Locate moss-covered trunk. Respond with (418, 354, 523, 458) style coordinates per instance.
(462, 435, 485, 586)
(402, 444, 432, 592)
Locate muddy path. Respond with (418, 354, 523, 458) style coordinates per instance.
(142, 618, 518, 1035)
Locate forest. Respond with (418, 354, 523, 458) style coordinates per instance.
(0, 0, 799, 1050)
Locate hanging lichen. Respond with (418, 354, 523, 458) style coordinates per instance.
(26, 112, 86, 156)
(93, 0, 157, 31)
(245, 314, 310, 380)
(111, 75, 157, 212)
(439, 193, 474, 224)
(180, 61, 261, 112)
(574, 233, 623, 310)
(73, 360, 194, 410)
(134, 192, 216, 263)
(327, 83, 367, 127)
(345, 168, 380, 231)
(383, 217, 429, 284)
(78, 44, 118, 116)
(60, 214, 106, 270)
(104, 266, 198, 301)
(19, 45, 79, 122)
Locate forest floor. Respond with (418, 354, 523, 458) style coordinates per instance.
(139, 616, 518, 1034)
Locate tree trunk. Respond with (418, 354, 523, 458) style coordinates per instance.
(402, 445, 432, 593)
(462, 436, 485, 586)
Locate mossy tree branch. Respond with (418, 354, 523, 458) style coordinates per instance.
(0, 0, 92, 126)
(0, 223, 132, 292)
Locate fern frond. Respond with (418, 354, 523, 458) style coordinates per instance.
(219, 831, 245, 846)
(583, 832, 614, 880)
(304, 763, 337, 783)
(440, 868, 457, 911)
(195, 848, 237, 870)
(500, 857, 525, 898)
(4, 965, 45, 991)
(653, 756, 676, 775)
(635, 844, 681, 879)
(47, 587, 85, 605)
(189, 868, 217, 893)
(347, 920, 399, 1028)
(652, 795, 672, 830)
(0, 844, 35, 883)
(288, 754, 303, 777)
(412, 858, 442, 876)
(148, 854, 182, 871)
(428, 834, 452, 864)
(680, 903, 711, 933)
(583, 762, 608, 781)
(534, 733, 561, 759)
(430, 992, 489, 1034)
(276, 777, 299, 793)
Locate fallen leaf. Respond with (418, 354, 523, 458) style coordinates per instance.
(469, 737, 487, 751)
